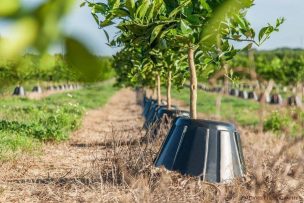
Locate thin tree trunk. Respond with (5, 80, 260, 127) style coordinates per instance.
(258, 80, 274, 133)
(188, 48, 197, 119)
(224, 76, 229, 95)
(167, 71, 172, 110)
(157, 74, 161, 105)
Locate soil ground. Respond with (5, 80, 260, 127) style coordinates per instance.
(0, 88, 303, 202)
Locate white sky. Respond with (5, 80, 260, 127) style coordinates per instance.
(0, 0, 303, 55)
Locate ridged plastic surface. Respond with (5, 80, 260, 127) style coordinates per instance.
(154, 117, 246, 183)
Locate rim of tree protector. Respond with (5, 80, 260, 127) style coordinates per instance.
(143, 104, 178, 129)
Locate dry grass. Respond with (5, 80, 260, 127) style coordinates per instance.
(0, 89, 303, 202)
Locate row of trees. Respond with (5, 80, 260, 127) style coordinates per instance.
(227, 48, 304, 86)
(84, 0, 283, 119)
(0, 53, 114, 87)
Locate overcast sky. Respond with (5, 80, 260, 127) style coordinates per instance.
(0, 0, 304, 56)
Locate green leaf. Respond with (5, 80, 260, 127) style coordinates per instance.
(235, 15, 247, 30)
(111, 8, 129, 17)
(126, 0, 135, 16)
(136, 0, 150, 18)
(150, 24, 164, 44)
(199, 0, 211, 12)
(80, 2, 86, 7)
(153, 0, 164, 16)
(99, 15, 115, 28)
(163, 0, 179, 13)
(258, 27, 269, 42)
(109, 0, 120, 9)
(91, 13, 99, 25)
(186, 15, 201, 25)
(146, 3, 155, 21)
(92, 3, 108, 14)
(103, 30, 110, 43)
(180, 19, 192, 34)
(169, 0, 191, 17)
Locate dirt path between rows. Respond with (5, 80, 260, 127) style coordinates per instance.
(0, 88, 145, 202)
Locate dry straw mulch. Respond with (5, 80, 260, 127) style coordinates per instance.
(0, 89, 303, 202)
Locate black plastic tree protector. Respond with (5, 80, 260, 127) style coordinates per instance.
(144, 105, 180, 128)
(248, 91, 258, 100)
(156, 108, 190, 121)
(143, 96, 148, 107)
(213, 87, 222, 93)
(143, 104, 167, 129)
(12, 86, 25, 96)
(154, 117, 246, 183)
(47, 86, 54, 91)
(229, 89, 239, 96)
(198, 84, 205, 90)
(270, 94, 283, 105)
(238, 91, 248, 99)
(148, 108, 190, 139)
(32, 86, 42, 93)
(143, 99, 156, 119)
(287, 96, 302, 107)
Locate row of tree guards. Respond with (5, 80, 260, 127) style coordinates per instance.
(12, 84, 82, 96)
(137, 89, 245, 183)
(199, 83, 303, 107)
(84, 0, 283, 183)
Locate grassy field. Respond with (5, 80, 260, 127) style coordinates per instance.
(169, 87, 260, 125)
(168, 87, 304, 136)
(0, 82, 119, 160)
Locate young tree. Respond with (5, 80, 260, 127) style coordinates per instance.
(85, 0, 283, 119)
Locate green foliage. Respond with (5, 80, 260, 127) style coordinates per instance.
(0, 82, 119, 159)
(263, 111, 290, 135)
(228, 48, 304, 85)
(0, 132, 39, 161)
(0, 53, 114, 88)
(85, 0, 283, 99)
(263, 109, 304, 137)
